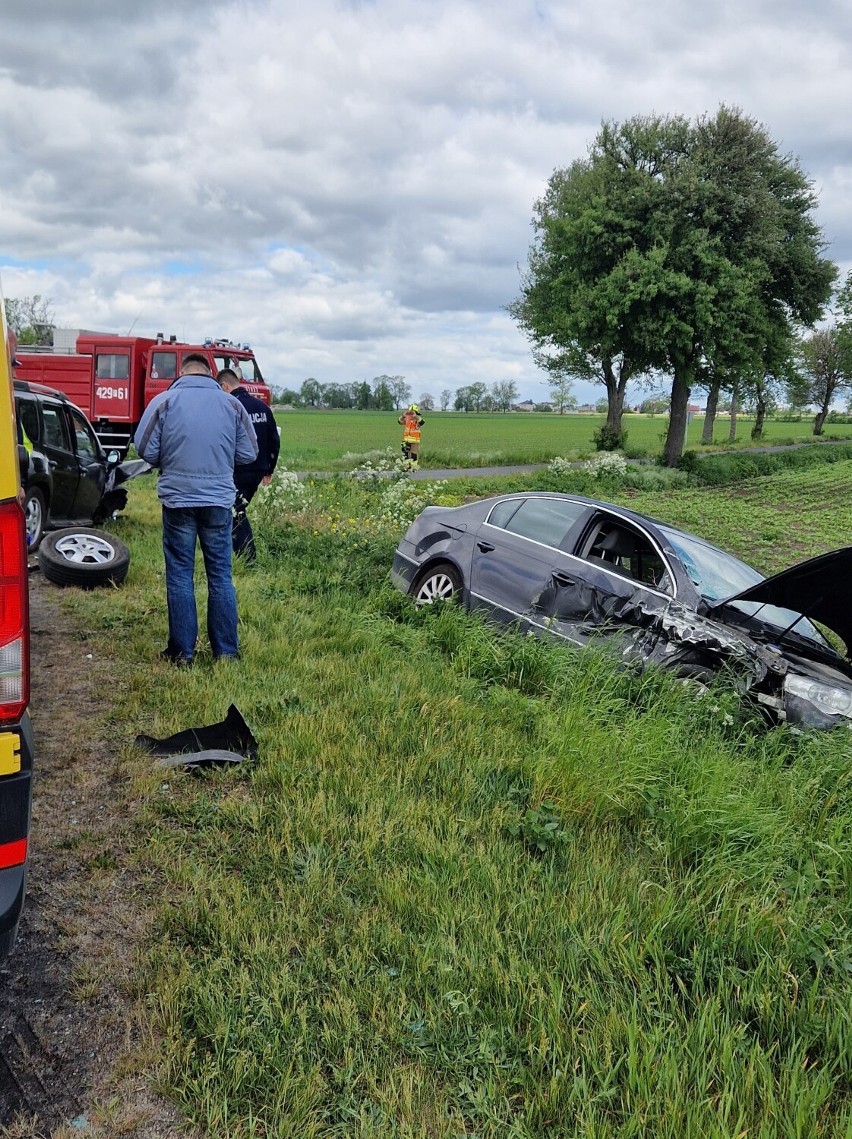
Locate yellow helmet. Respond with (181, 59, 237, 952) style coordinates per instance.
(409, 404, 420, 413)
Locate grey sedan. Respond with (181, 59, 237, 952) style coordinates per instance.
(392, 492, 852, 731)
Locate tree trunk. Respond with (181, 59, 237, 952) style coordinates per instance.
(728, 384, 738, 442)
(663, 369, 692, 467)
(603, 357, 631, 443)
(701, 380, 720, 444)
(813, 402, 829, 435)
(751, 389, 767, 440)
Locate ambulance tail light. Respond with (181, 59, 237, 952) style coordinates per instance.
(0, 500, 29, 724)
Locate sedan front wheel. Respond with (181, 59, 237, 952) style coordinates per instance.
(412, 562, 462, 606)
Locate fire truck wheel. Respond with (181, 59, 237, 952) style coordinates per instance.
(38, 528, 130, 589)
(23, 488, 47, 553)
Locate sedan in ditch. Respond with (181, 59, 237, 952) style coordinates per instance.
(391, 492, 852, 731)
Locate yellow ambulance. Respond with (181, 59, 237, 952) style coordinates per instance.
(0, 281, 33, 957)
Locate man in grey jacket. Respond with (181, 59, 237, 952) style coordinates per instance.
(134, 353, 258, 664)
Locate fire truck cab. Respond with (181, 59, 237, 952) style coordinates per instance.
(16, 331, 272, 454)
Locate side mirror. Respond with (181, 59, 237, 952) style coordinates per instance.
(17, 444, 29, 480)
(106, 449, 121, 466)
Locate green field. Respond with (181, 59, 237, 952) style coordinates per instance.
(61, 454, 852, 1137)
(274, 409, 852, 470)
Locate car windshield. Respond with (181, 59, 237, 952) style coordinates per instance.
(660, 526, 828, 647)
(660, 527, 762, 600)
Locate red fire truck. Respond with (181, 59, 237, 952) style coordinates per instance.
(14, 330, 272, 453)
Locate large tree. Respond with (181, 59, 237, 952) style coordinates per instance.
(512, 107, 835, 465)
(793, 327, 850, 435)
(371, 377, 394, 411)
(379, 375, 410, 410)
(491, 379, 518, 412)
(545, 366, 575, 415)
(299, 378, 322, 407)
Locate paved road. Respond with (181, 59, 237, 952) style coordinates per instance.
(408, 463, 546, 480)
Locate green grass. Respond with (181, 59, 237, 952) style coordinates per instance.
(274, 410, 852, 470)
(56, 463, 852, 1137)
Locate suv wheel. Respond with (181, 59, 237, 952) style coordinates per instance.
(38, 528, 130, 588)
(23, 488, 46, 552)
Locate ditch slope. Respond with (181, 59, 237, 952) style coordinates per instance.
(0, 571, 192, 1138)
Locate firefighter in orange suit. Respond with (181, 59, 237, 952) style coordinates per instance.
(398, 404, 424, 464)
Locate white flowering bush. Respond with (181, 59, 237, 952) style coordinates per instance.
(583, 451, 629, 480)
(548, 456, 576, 476)
(348, 449, 410, 488)
(375, 478, 449, 531)
(249, 467, 310, 524)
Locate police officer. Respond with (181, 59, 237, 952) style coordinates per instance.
(216, 368, 280, 562)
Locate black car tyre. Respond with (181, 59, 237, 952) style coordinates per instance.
(412, 562, 462, 606)
(23, 487, 46, 553)
(38, 527, 130, 588)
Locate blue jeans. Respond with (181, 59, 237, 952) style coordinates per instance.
(162, 506, 239, 660)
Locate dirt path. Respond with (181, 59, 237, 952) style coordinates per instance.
(0, 571, 193, 1138)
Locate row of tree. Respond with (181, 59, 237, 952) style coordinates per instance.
(276, 376, 524, 412)
(510, 105, 844, 463)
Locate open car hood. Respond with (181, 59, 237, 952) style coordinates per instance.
(709, 546, 852, 653)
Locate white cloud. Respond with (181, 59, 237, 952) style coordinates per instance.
(2, 0, 852, 403)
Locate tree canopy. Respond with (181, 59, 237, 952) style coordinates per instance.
(4, 295, 55, 345)
(512, 106, 836, 464)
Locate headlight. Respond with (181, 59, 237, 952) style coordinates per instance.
(784, 673, 852, 718)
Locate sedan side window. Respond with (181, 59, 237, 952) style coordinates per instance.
(491, 497, 587, 549)
(583, 521, 673, 594)
(41, 406, 71, 451)
(486, 499, 523, 529)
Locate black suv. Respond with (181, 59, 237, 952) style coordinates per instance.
(14, 380, 127, 552)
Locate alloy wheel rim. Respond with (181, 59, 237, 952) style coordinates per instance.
(416, 573, 455, 605)
(53, 534, 116, 564)
(25, 499, 42, 541)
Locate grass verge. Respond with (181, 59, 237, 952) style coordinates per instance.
(48, 468, 852, 1137)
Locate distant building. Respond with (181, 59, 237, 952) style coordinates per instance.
(512, 400, 537, 412)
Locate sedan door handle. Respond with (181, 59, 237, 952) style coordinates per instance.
(552, 570, 576, 587)
(477, 541, 495, 553)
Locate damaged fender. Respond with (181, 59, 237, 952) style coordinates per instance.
(535, 572, 788, 692)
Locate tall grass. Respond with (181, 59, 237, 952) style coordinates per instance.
(55, 469, 852, 1137)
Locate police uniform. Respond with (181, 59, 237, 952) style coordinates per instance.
(230, 386, 281, 560)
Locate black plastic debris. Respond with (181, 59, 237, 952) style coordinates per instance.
(155, 749, 250, 773)
(135, 704, 258, 772)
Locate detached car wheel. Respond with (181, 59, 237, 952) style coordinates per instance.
(412, 562, 462, 606)
(38, 527, 130, 588)
(23, 487, 46, 552)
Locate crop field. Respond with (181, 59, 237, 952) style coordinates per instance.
(62, 454, 852, 1137)
(275, 408, 852, 470)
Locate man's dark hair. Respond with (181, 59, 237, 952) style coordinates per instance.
(181, 352, 212, 373)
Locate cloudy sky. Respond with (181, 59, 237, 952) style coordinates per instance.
(2, 0, 851, 404)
